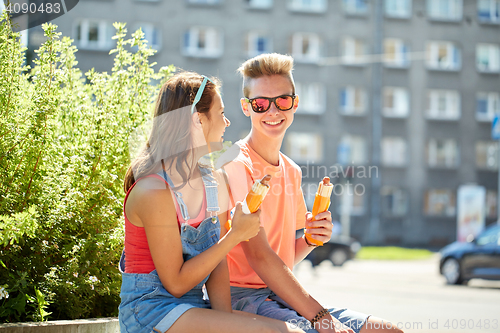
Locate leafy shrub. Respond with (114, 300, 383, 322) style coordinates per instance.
(0, 13, 174, 322)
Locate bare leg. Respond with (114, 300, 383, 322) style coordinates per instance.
(167, 308, 305, 333)
(359, 316, 404, 333)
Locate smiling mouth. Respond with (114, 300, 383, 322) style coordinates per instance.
(263, 119, 284, 126)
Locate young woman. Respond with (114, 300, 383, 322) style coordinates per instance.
(118, 72, 304, 333)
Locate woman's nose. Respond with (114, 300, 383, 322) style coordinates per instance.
(225, 116, 230, 127)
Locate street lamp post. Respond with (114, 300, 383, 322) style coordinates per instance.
(367, 0, 383, 244)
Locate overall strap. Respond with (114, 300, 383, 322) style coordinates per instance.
(200, 166, 220, 217)
(157, 161, 191, 221)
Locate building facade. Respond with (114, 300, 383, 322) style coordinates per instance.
(22, 0, 500, 246)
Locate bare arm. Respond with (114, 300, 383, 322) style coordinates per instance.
(205, 257, 232, 312)
(205, 188, 233, 313)
(294, 235, 315, 265)
(242, 228, 353, 333)
(241, 228, 323, 321)
(131, 178, 260, 298)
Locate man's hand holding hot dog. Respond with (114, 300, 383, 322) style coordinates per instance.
(305, 211, 333, 245)
(294, 211, 333, 265)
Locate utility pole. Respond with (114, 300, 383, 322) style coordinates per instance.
(367, 0, 383, 244)
(492, 115, 500, 224)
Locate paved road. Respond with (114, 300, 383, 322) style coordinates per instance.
(294, 255, 500, 333)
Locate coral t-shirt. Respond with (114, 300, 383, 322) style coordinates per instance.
(224, 141, 307, 288)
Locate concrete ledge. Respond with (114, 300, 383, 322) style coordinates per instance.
(0, 318, 119, 333)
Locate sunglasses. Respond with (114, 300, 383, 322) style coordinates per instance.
(244, 95, 296, 113)
(191, 75, 214, 114)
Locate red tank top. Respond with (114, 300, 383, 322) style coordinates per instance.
(123, 174, 206, 274)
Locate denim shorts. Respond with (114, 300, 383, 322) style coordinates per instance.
(119, 167, 222, 333)
(231, 287, 369, 333)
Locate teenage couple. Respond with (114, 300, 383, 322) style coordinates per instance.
(118, 53, 403, 333)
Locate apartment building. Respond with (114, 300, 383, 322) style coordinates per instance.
(21, 0, 500, 246)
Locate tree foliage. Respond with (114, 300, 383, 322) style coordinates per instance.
(0, 13, 174, 321)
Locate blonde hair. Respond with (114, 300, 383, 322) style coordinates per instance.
(237, 53, 295, 98)
(123, 71, 220, 193)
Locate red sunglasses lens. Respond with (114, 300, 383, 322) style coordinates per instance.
(252, 99, 270, 112)
(276, 96, 294, 110)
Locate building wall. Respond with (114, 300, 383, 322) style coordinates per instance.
(28, 0, 500, 247)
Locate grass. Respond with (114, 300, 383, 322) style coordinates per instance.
(357, 246, 435, 260)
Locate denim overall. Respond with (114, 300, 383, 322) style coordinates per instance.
(119, 166, 220, 333)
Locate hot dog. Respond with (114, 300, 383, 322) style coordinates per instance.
(305, 177, 333, 247)
(225, 174, 272, 231)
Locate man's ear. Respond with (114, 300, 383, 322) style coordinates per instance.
(240, 98, 250, 117)
(292, 95, 299, 113)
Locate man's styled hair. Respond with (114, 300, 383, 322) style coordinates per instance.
(237, 53, 295, 98)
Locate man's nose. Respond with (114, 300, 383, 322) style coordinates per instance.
(267, 103, 280, 116)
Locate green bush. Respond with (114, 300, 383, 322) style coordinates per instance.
(0, 13, 174, 322)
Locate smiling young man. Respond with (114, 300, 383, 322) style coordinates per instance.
(222, 53, 404, 333)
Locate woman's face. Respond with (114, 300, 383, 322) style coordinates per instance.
(201, 91, 230, 152)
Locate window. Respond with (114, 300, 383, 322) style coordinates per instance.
(383, 87, 410, 117)
(478, 0, 500, 23)
(426, 0, 462, 21)
(426, 41, 461, 70)
(247, 32, 271, 57)
(337, 187, 365, 216)
(427, 139, 459, 168)
(295, 82, 326, 114)
(340, 86, 367, 115)
(342, 37, 366, 65)
(424, 189, 456, 216)
(385, 0, 411, 18)
(476, 141, 498, 170)
(247, 0, 273, 9)
(74, 20, 113, 50)
(476, 44, 500, 72)
(132, 23, 161, 50)
(426, 90, 460, 120)
(183, 27, 223, 58)
(288, 0, 327, 12)
(350, 191, 365, 215)
(381, 187, 409, 216)
(337, 135, 367, 165)
(292, 33, 321, 63)
(486, 191, 497, 219)
(476, 92, 500, 121)
(476, 224, 500, 245)
(286, 132, 323, 163)
(343, 0, 368, 15)
(382, 137, 408, 167)
(384, 38, 409, 67)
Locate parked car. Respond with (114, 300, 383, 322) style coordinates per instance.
(305, 234, 361, 267)
(439, 224, 500, 285)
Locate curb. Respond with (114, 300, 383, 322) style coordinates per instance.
(0, 318, 119, 333)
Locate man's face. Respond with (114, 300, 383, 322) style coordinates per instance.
(241, 75, 299, 141)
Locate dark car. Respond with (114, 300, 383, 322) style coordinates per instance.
(439, 224, 500, 285)
(305, 235, 361, 267)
